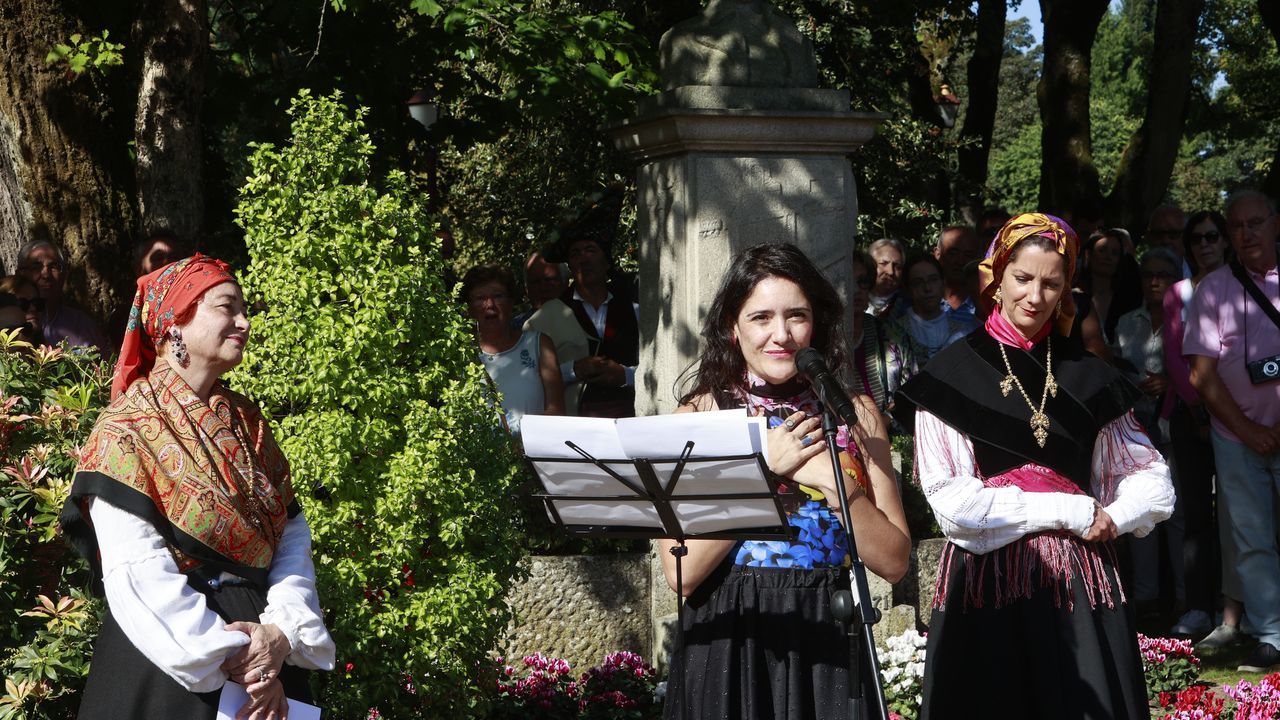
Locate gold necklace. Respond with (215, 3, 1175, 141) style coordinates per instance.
(998, 336, 1058, 447)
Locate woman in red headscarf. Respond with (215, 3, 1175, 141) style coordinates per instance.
(893, 215, 1175, 719)
(61, 256, 334, 720)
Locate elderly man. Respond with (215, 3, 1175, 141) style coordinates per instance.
(16, 240, 108, 352)
(1185, 189, 1280, 672)
(934, 225, 981, 328)
(1147, 204, 1191, 278)
(524, 228, 638, 418)
(867, 237, 906, 317)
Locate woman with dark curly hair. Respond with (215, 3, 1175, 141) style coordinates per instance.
(659, 243, 910, 720)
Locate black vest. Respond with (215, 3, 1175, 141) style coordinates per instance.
(892, 330, 1141, 492)
(564, 282, 639, 418)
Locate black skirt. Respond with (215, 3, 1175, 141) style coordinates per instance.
(77, 579, 313, 720)
(663, 561, 857, 720)
(921, 536, 1149, 720)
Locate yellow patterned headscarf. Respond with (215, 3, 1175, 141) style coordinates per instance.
(977, 212, 1079, 336)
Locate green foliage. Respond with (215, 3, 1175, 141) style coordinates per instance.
(230, 90, 525, 718)
(44, 31, 124, 78)
(0, 338, 109, 720)
(1170, 0, 1280, 205)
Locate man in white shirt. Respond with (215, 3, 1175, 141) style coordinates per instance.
(524, 227, 639, 418)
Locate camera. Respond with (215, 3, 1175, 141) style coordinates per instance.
(1248, 354, 1280, 385)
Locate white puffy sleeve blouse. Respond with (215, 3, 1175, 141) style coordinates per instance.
(913, 407, 1175, 555)
(89, 497, 337, 692)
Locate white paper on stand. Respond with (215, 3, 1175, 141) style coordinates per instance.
(217, 681, 321, 720)
(521, 415, 628, 460)
(615, 409, 754, 459)
(522, 411, 785, 538)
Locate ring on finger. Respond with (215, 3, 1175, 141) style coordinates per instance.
(800, 434, 815, 447)
(784, 419, 797, 430)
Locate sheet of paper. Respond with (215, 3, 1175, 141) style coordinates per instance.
(531, 460, 644, 497)
(217, 681, 321, 720)
(671, 498, 789, 535)
(521, 415, 627, 460)
(746, 416, 767, 461)
(549, 499, 664, 530)
(615, 409, 753, 459)
(663, 457, 771, 496)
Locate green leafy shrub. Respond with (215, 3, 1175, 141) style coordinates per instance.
(230, 90, 525, 717)
(0, 338, 109, 719)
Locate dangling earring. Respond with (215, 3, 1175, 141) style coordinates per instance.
(993, 287, 1004, 306)
(1054, 298, 1063, 317)
(167, 326, 190, 368)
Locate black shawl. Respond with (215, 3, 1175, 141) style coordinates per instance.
(892, 330, 1141, 493)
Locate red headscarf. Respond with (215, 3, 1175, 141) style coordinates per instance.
(111, 254, 236, 399)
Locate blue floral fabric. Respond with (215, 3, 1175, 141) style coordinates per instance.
(734, 500, 848, 569)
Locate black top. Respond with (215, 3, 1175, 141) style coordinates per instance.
(892, 330, 1141, 493)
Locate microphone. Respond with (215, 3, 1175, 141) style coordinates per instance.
(794, 347, 860, 429)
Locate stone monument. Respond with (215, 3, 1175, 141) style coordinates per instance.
(607, 0, 886, 669)
(609, 0, 884, 421)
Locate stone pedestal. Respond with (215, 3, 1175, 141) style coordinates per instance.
(608, 5, 884, 418)
(605, 0, 890, 672)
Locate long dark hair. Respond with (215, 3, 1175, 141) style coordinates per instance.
(678, 243, 846, 408)
(1182, 210, 1230, 275)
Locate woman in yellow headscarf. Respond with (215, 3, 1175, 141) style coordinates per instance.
(893, 214, 1176, 719)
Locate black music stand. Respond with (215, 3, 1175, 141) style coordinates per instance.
(527, 439, 792, 720)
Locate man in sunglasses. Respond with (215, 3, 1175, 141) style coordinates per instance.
(1146, 204, 1192, 279)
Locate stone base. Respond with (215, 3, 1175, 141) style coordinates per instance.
(502, 554, 651, 671)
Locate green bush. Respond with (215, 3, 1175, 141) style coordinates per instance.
(230, 90, 525, 717)
(0, 338, 109, 719)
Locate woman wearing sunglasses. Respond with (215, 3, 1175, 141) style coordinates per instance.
(1162, 210, 1244, 647)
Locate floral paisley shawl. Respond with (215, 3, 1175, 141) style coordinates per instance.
(62, 361, 298, 590)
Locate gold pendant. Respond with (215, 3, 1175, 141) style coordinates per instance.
(1046, 373, 1058, 398)
(1030, 411, 1050, 447)
(1000, 375, 1014, 397)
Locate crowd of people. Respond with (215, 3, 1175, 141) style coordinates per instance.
(4, 185, 1277, 719)
(455, 191, 1278, 718)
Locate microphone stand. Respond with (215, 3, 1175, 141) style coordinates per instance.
(820, 409, 890, 720)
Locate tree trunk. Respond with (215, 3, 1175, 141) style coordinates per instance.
(133, 0, 207, 244)
(1259, 0, 1280, 200)
(955, 0, 1006, 223)
(1037, 0, 1109, 216)
(0, 0, 134, 316)
(1106, 0, 1205, 231)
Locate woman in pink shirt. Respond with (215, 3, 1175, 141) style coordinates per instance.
(1162, 210, 1242, 646)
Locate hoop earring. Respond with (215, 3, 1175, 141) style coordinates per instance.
(167, 326, 190, 368)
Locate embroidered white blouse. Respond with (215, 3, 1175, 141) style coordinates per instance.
(89, 497, 336, 693)
(913, 408, 1175, 555)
